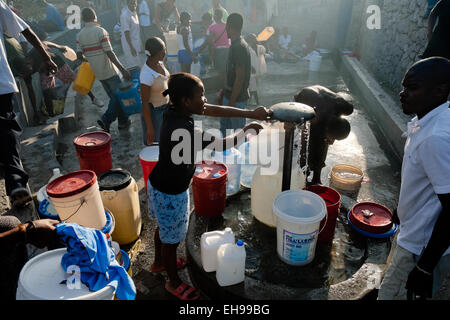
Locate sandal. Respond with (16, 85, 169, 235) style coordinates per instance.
(165, 281, 200, 301)
(150, 258, 187, 273)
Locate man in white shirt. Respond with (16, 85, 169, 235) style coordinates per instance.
(0, 0, 57, 207)
(278, 26, 296, 61)
(378, 57, 450, 300)
(139, 0, 153, 48)
(121, 0, 142, 70)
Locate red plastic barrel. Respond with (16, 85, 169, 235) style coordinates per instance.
(73, 131, 112, 175)
(192, 161, 228, 217)
(305, 185, 341, 243)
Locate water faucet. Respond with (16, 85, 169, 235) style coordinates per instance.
(269, 102, 316, 191)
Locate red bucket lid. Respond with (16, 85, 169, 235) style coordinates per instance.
(47, 170, 97, 198)
(350, 202, 393, 234)
(194, 161, 228, 180)
(73, 131, 111, 150)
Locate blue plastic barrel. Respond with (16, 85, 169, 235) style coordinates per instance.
(116, 79, 142, 116)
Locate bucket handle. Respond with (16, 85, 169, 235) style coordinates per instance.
(318, 211, 328, 235)
(61, 197, 87, 222)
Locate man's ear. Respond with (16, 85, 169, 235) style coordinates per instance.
(434, 84, 450, 101)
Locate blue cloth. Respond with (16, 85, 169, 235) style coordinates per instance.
(100, 75, 129, 126)
(55, 223, 136, 300)
(147, 180, 190, 244)
(46, 4, 65, 31)
(220, 96, 248, 137)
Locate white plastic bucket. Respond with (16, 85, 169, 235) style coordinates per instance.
(47, 171, 106, 230)
(309, 55, 322, 72)
(16, 248, 115, 300)
(273, 190, 327, 266)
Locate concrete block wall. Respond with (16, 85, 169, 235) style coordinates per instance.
(345, 0, 429, 96)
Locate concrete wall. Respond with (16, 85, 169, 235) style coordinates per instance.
(345, 0, 429, 96)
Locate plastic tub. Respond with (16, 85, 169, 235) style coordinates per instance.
(349, 202, 393, 234)
(16, 248, 115, 300)
(192, 161, 228, 217)
(38, 199, 60, 220)
(305, 185, 341, 243)
(139, 146, 159, 190)
(47, 170, 106, 230)
(74, 131, 113, 176)
(330, 164, 364, 191)
(273, 190, 327, 266)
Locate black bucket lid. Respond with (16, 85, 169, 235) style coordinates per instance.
(98, 168, 132, 191)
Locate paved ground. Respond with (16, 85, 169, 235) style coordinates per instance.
(1, 49, 448, 300)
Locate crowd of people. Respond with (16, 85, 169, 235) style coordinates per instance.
(0, 0, 449, 302)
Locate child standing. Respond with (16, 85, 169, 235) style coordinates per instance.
(177, 12, 197, 73)
(147, 73, 271, 300)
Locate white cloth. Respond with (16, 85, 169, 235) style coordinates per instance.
(139, 0, 151, 27)
(278, 34, 291, 50)
(140, 61, 169, 108)
(177, 26, 193, 51)
(397, 101, 450, 257)
(121, 7, 142, 69)
(0, 1, 28, 94)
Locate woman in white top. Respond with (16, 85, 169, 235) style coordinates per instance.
(140, 37, 170, 145)
(121, 0, 142, 70)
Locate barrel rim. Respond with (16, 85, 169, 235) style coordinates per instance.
(193, 160, 229, 181)
(46, 170, 97, 198)
(73, 131, 111, 151)
(98, 169, 132, 191)
(273, 190, 327, 224)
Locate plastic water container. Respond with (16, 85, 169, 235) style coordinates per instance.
(200, 227, 235, 272)
(238, 138, 257, 188)
(216, 240, 246, 287)
(210, 148, 242, 196)
(46, 170, 106, 230)
(165, 31, 181, 74)
(16, 248, 115, 300)
(251, 164, 305, 228)
(139, 145, 159, 190)
(257, 26, 275, 42)
(98, 169, 141, 245)
(273, 190, 327, 266)
(72, 62, 95, 95)
(165, 31, 179, 57)
(117, 79, 142, 116)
